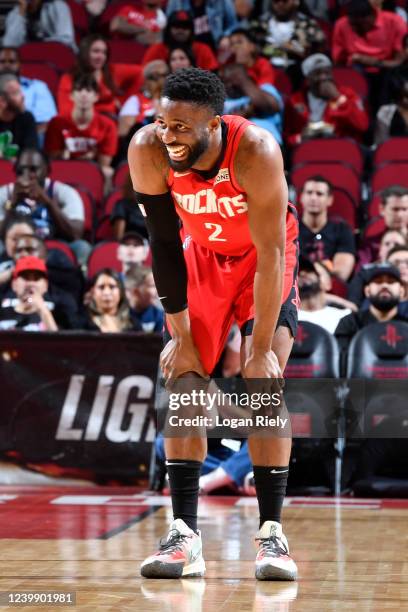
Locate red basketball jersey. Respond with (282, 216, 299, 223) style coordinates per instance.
(167, 115, 295, 256)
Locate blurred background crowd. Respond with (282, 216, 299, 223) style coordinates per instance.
(0, 0, 407, 492)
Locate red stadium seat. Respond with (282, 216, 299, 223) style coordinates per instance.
(50, 160, 105, 205)
(292, 138, 364, 175)
(45, 239, 77, 265)
(108, 40, 146, 64)
(20, 63, 59, 97)
(113, 162, 130, 189)
(371, 163, 408, 194)
(367, 193, 382, 218)
(87, 241, 122, 278)
(291, 162, 361, 204)
(363, 216, 386, 239)
(19, 42, 76, 73)
(274, 69, 292, 97)
(73, 187, 96, 242)
(374, 138, 408, 166)
(332, 67, 368, 99)
(95, 189, 123, 241)
(0, 160, 16, 185)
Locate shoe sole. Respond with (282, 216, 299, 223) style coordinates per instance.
(141, 558, 206, 579)
(255, 565, 297, 581)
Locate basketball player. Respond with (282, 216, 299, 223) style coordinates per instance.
(128, 68, 299, 581)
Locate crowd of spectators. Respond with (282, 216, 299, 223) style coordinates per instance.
(0, 0, 407, 488)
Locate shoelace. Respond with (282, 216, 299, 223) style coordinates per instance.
(256, 535, 288, 557)
(158, 530, 189, 555)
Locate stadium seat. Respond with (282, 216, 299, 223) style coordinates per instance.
(371, 162, 408, 194)
(274, 69, 292, 97)
(20, 63, 59, 98)
(292, 138, 364, 175)
(74, 187, 96, 242)
(50, 160, 105, 205)
(95, 189, 122, 241)
(113, 162, 130, 189)
(367, 193, 382, 218)
(332, 66, 368, 99)
(285, 322, 340, 437)
(19, 42, 76, 73)
(45, 239, 77, 265)
(362, 216, 385, 239)
(87, 241, 122, 278)
(108, 40, 146, 64)
(373, 138, 408, 166)
(347, 321, 408, 434)
(291, 162, 361, 204)
(0, 159, 15, 185)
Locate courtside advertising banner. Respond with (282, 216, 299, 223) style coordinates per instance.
(0, 331, 162, 480)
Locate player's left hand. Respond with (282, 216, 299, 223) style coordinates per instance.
(243, 349, 282, 379)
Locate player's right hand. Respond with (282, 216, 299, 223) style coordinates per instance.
(160, 336, 208, 388)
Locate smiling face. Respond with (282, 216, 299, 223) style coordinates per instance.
(155, 98, 219, 171)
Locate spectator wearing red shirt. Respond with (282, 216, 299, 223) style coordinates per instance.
(110, 0, 167, 45)
(284, 53, 369, 146)
(332, 0, 407, 110)
(57, 33, 142, 118)
(228, 28, 276, 86)
(142, 10, 218, 71)
(332, 0, 406, 69)
(45, 74, 118, 186)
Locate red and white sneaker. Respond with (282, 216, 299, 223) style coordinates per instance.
(140, 519, 206, 579)
(255, 521, 298, 581)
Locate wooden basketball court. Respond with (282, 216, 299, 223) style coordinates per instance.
(0, 486, 407, 611)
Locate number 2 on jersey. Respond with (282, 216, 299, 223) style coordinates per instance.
(204, 222, 227, 242)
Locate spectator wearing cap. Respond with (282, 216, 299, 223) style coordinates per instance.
(298, 257, 352, 334)
(110, 0, 167, 46)
(358, 185, 408, 265)
(298, 175, 356, 281)
(142, 11, 218, 71)
(117, 232, 150, 276)
(166, 0, 237, 48)
(2, 0, 76, 51)
(110, 174, 148, 242)
(348, 229, 407, 306)
(284, 53, 369, 146)
(0, 256, 57, 331)
(0, 232, 80, 328)
(335, 263, 408, 373)
(0, 47, 57, 139)
(124, 265, 163, 333)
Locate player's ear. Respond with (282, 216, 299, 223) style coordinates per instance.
(208, 116, 221, 132)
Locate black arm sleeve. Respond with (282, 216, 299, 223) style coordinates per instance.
(135, 191, 187, 314)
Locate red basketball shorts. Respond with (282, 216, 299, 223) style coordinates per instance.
(170, 206, 299, 375)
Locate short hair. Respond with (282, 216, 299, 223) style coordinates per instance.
(72, 73, 98, 92)
(229, 27, 257, 45)
(302, 175, 333, 195)
(16, 148, 50, 171)
(346, 0, 375, 18)
(162, 68, 226, 116)
(0, 214, 36, 241)
(124, 265, 152, 289)
(387, 245, 408, 258)
(0, 72, 19, 96)
(381, 185, 408, 206)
